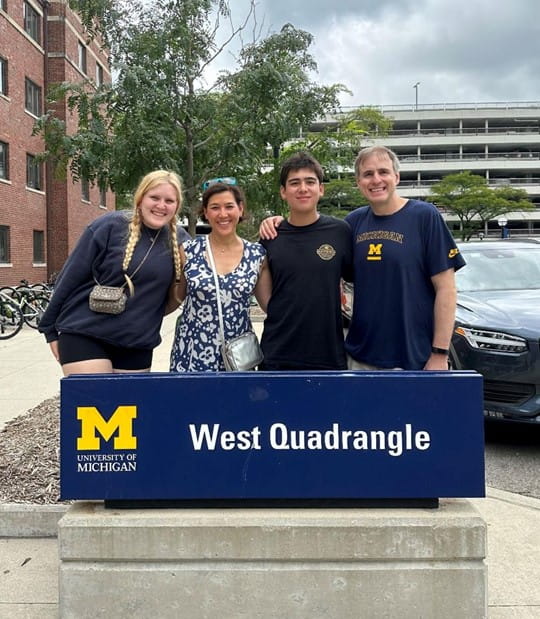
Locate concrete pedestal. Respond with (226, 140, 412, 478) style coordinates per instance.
(58, 501, 487, 618)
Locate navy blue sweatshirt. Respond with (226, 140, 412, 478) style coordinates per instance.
(39, 211, 190, 350)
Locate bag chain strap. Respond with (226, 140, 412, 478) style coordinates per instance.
(93, 227, 162, 294)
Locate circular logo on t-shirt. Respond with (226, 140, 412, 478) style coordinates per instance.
(316, 244, 336, 260)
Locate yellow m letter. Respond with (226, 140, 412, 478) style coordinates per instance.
(77, 406, 137, 450)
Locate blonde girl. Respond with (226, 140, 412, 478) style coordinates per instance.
(39, 170, 189, 375)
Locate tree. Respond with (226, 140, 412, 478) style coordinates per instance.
(38, 1, 261, 233)
(35, 2, 347, 233)
(318, 178, 360, 217)
(430, 171, 534, 241)
(219, 24, 347, 214)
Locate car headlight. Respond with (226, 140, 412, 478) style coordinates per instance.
(454, 326, 528, 352)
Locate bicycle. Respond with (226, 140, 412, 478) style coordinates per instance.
(0, 292, 23, 339)
(0, 284, 49, 330)
(12, 279, 52, 299)
(16, 278, 53, 297)
(23, 294, 49, 328)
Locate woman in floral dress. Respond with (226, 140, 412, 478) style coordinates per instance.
(169, 182, 271, 372)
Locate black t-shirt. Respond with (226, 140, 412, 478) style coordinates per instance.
(260, 215, 352, 370)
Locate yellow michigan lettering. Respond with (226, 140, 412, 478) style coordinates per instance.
(368, 243, 382, 256)
(77, 406, 137, 450)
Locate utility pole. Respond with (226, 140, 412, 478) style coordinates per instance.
(413, 82, 420, 111)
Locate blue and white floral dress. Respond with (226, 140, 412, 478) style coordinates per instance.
(170, 235, 266, 372)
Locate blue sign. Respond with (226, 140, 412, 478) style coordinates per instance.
(60, 371, 485, 500)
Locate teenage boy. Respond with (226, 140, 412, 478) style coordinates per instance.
(259, 152, 352, 370)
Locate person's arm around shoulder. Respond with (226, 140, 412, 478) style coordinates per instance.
(253, 257, 272, 313)
(424, 268, 457, 371)
(259, 216, 284, 240)
(164, 245, 187, 315)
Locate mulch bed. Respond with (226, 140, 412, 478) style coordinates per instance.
(0, 395, 65, 504)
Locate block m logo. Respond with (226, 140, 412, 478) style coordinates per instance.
(367, 243, 382, 261)
(77, 406, 137, 450)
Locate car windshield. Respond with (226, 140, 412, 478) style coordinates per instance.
(457, 246, 540, 291)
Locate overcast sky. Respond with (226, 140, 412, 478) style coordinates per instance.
(226, 0, 540, 109)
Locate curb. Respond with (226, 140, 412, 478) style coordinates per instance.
(0, 503, 68, 537)
(484, 486, 540, 510)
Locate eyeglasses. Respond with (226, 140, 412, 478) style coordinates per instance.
(202, 176, 238, 190)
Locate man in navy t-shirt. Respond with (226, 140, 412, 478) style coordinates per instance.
(345, 146, 465, 370)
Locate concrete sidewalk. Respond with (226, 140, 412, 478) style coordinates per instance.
(1, 313, 539, 617)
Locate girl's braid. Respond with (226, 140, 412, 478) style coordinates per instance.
(169, 219, 182, 281)
(123, 207, 142, 273)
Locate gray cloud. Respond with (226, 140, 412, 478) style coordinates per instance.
(232, 0, 540, 105)
(254, 0, 422, 29)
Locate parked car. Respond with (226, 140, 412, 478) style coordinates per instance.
(452, 239, 540, 424)
(341, 239, 540, 424)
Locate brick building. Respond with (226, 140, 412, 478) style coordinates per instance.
(0, 0, 114, 286)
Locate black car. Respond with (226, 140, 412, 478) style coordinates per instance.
(341, 239, 540, 424)
(451, 239, 540, 424)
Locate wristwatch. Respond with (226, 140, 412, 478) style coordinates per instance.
(431, 346, 449, 355)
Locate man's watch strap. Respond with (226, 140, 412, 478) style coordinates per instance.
(431, 346, 449, 355)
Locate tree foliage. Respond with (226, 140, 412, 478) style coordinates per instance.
(37, 1, 352, 232)
(430, 171, 534, 240)
(214, 23, 348, 214)
(318, 178, 360, 216)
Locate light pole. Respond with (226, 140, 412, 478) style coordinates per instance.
(413, 82, 420, 110)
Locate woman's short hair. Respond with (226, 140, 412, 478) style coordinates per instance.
(200, 182, 246, 222)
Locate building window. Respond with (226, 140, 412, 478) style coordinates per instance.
(0, 56, 7, 96)
(96, 63, 103, 86)
(0, 0, 5, 12)
(81, 178, 90, 201)
(26, 154, 42, 190)
(25, 78, 42, 116)
(24, 1, 41, 45)
(100, 188, 107, 207)
(0, 141, 8, 180)
(33, 230, 45, 262)
(78, 41, 87, 74)
(0, 226, 9, 263)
